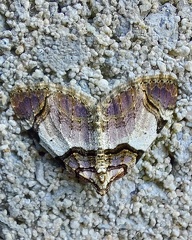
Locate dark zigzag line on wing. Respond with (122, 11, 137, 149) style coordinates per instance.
(60, 143, 144, 162)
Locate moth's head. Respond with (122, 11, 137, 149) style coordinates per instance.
(78, 165, 126, 196)
(65, 150, 137, 195)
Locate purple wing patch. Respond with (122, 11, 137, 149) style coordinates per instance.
(10, 75, 178, 195)
(143, 79, 178, 109)
(10, 88, 48, 121)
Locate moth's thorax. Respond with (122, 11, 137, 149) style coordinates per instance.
(95, 150, 107, 173)
(94, 150, 109, 193)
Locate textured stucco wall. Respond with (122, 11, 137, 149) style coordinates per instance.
(0, 1, 192, 239)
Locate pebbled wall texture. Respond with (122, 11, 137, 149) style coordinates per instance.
(0, 1, 192, 239)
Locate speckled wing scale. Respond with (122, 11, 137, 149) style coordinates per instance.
(10, 75, 178, 195)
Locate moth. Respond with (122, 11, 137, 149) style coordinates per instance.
(10, 75, 178, 195)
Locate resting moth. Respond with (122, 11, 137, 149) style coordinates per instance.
(10, 75, 178, 195)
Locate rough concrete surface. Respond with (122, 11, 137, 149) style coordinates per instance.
(0, 0, 192, 239)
